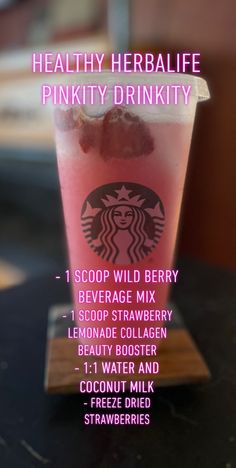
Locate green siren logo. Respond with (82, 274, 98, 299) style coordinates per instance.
(81, 182, 165, 264)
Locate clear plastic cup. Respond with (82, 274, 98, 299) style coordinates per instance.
(53, 72, 209, 354)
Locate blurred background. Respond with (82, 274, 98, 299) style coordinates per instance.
(0, 0, 235, 291)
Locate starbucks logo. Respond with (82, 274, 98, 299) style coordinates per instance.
(81, 182, 165, 265)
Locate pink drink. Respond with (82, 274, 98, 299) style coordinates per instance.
(54, 73, 209, 353)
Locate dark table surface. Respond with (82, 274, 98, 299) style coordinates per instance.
(0, 258, 236, 468)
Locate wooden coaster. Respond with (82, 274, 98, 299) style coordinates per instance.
(45, 304, 210, 394)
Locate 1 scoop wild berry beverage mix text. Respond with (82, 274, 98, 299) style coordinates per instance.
(53, 72, 209, 354)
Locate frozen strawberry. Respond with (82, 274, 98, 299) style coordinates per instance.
(77, 108, 103, 154)
(100, 106, 154, 160)
(54, 108, 76, 131)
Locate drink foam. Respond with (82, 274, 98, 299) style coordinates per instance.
(59, 72, 209, 123)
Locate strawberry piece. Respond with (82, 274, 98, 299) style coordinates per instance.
(78, 119, 101, 153)
(100, 106, 154, 160)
